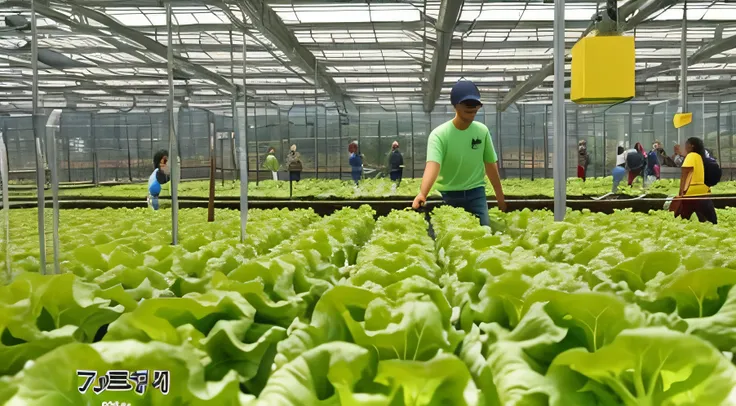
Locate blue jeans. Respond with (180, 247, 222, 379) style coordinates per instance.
(351, 170, 361, 185)
(149, 194, 160, 210)
(612, 166, 626, 193)
(440, 187, 490, 227)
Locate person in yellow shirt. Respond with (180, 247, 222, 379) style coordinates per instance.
(673, 137, 717, 224)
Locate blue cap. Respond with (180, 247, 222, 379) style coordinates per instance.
(450, 80, 481, 105)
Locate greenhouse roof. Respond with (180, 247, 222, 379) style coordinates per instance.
(1, 0, 736, 113)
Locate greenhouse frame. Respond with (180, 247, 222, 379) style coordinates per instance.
(3, 1, 736, 404)
(1, 0, 736, 184)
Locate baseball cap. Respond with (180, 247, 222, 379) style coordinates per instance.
(450, 80, 481, 106)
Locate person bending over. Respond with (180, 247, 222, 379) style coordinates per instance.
(148, 149, 170, 211)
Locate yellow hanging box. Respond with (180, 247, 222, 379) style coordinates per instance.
(673, 113, 693, 129)
(571, 35, 636, 104)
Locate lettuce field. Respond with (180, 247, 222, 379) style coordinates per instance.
(10, 177, 736, 200)
(1, 206, 736, 405)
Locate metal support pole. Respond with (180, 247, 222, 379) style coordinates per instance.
(208, 119, 216, 222)
(0, 131, 10, 277)
(303, 99, 308, 179)
(221, 137, 225, 186)
(543, 105, 549, 178)
(378, 120, 382, 174)
(64, 132, 71, 183)
(679, 0, 688, 144)
(410, 108, 415, 178)
(254, 101, 259, 185)
(717, 99, 722, 160)
(314, 60, 319, 179)
(166, 3, 179, 245)
(239, 32, 249, 242)
(264, 107, 269, 179)
(31, 0, 47, 273)
(325, 109, 328, 177)
(518, 105, 523, 179)
(496, 109, 503, 177)
(702, 94, 705, 140)
(731, 104, 735, 180)
(602, 109, 607, 171)
(628, 105, 633, 146)
(288, 108, 293, 194)
(531, 117, 536, 180)
(553, 0, 566, 221)
(664, 103, 668, 146)
(124, 116, 133, 182)
(338, 113, 342, 181)
(46, 113, 59, 274)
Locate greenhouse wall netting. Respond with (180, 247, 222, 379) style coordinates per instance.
(3, 97, 735, 184)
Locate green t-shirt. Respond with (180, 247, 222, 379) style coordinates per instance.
(426, 120, 498, 192)
(264, 154, 279, 172)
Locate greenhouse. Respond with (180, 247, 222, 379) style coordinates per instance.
(2, 0, 736, 405)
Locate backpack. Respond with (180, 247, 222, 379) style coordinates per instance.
(703, 155, 722, 187)
(625, 149, 645, 171)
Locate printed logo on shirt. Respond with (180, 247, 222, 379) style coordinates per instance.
(471, 138, 482, 149)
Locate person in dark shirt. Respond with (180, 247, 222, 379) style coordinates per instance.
(388, 141, 404, 191)
(577, 140, 590, 182)
(147, 149, 170, 210)
(286, 144, 303, 182)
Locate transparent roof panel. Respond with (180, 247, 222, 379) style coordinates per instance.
(2, 0, 736, 111)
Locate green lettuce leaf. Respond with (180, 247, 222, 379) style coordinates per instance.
(657, 268, 736, 318)
(459, 302, 569, 406)
(0, 273, 124, 376)
(261, 342, 478, 406)
(686, 284, 736, 352)
(275, 276, 463, 368)
(552, 327, 736, 406)
(2, 340, 251, 405)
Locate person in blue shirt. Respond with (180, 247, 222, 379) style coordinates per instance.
(147, 149, 170, 210)
(348, 141, 363, 185)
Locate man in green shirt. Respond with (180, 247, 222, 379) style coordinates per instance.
(412, 80, 506, 226)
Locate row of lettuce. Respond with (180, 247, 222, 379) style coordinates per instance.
(12, 176, 736, 200)
(1, 207, 736, 405)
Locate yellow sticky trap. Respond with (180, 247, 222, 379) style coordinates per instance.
(673, 113, 692, 129)
(571, 36, 636, 104)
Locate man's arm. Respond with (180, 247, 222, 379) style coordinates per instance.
(482, 131, 506, 211)
(485, 162, 506, 211)
(412, 161, 440, 209)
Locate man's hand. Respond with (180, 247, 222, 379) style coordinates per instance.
(412, 193, 427, 210)
(496, 196, 508, 212)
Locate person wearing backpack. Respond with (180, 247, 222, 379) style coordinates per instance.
(671, 137, 718, 224)
(624, 142, 646, 187)
(286, 144, 303, 182)
(646, 141, 663, 181)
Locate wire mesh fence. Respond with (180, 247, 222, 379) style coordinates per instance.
(2, 97, 736, 185)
